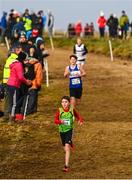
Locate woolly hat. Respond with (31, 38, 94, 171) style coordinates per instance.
(100, 11, 104, 16)
(32, 29, 39, 37)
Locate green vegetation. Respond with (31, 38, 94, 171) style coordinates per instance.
(45, 36, 132, 60)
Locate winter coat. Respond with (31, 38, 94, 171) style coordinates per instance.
(97, 16, 107, 28)
(75, 23, 82, 34)
(119, 15, 129, 27)
(27, 59, 43, 89)
(0, 14, 7, 29)
(7, 60, 28, 88)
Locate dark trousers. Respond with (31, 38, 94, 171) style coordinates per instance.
(121, 27, 127, 39)
(21, 89, 38, 115)
(99, 27, 105, 37)
(3, 84, 9, 119)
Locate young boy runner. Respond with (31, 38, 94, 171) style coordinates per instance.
(54, 96, 83, 172)
(64, 54, 86, 108)
(73, 38, 88, 67)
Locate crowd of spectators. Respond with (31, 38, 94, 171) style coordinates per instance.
(0, 9, 50, 123)
(0, 8, 131, 40)
(0, 8, 54, 45)
(67, 21, 94, 38)
(67, 10, 131, 39)
(97, 10, 130, 39)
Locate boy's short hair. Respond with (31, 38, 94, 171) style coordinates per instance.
(69, 54, 77, 60)
(61, 96, 70, 102)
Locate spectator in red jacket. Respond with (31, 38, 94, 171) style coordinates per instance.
(7, 53, 32, 123)
(97, 11, 107, 37)
(75, 21, 82, 37)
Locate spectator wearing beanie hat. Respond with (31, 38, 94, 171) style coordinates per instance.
(32, 28, 39, 37)
(97, 11, 107, 37)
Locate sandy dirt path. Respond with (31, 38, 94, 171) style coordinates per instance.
(45, 48, 132, 178)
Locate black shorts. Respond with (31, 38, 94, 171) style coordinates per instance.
(70, 88, 82, 99)
(60, 129, 73, 146)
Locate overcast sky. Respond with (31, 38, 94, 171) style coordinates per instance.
(0, 0, 132, 31)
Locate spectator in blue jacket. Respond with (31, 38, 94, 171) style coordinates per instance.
(0, 12, 7, 43)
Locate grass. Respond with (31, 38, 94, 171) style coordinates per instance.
(45, 36, 132, 60)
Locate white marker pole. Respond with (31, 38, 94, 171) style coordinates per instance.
(108, 40, 113, 62)
(5, 36, 10, 50)
(49, 36, 54, 51)
(44, 59, 49, 87)
(23, 94, 29, 120)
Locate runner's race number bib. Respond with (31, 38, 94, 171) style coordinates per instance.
(63, 119, 70, 125)
(71, 78, 81, 85)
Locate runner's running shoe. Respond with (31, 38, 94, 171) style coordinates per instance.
(62, 166, 70, 172)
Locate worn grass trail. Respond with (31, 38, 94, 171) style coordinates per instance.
(0, 48, 132, 179)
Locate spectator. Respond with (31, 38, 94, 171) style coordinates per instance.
(27, 45, 38, 59)
(11, 17, 25, 38)
(89, 22, 94, 36)
(47, 10, 54, 37)
(31, 11, 38, 30)
(37, 11, 43, 37)
(18, 32, 30, 53)
(84, 22, 94, 37)
(7, 56, 32, 123)
(119, 10, 129, 39)
(129, 22, 132, 36)
(113, 14, 118, 38)
(2, 43, 31, 123)
(0, 12, 7, 43)
(107, 14, 116, 38)
(67, 23, 76, 38)
(97, 11, 107, 37)
(75, 21, 82, 37)
(20, 57, 43, 117)
(38, 10, 47, 35)
(2, 44, 23, 122)
(36, 39, 49, 69)
(28, 28, 39, 45)
(42, 11, 47, 31)
(84, 23, 90, 37)
(23, 9, 30, 18)
(6, 9, 16, 41)
(28, 28, 49, 68)
(23, 15, 32, 39)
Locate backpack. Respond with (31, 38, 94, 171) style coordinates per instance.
(0, 83, 5, 99)
(24, 63, 36, 80)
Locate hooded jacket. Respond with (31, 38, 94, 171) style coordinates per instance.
(27, 59, 43, 89)
(7, 60, 28, 88)
(97, 16, 107, 28)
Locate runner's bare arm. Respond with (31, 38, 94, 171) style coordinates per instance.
(64, 66, 69, 77)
